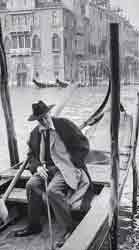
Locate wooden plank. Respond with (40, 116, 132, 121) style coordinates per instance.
(89, 217, 109, 250)
(61, 187, 110, 250)
(7, 188, 27, 203)
(0, 168, 31, 180)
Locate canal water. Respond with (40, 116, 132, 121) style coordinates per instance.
(0, 85, 139, 249)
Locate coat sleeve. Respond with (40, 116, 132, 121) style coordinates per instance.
(56, 118, 90, 168)
(26, 128, 41, 174)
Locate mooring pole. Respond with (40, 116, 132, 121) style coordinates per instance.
(109, 23, 120, 250)
(132, 92, 139, 212)
(0, 21, 19, 165)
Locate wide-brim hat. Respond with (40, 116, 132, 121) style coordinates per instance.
(28, 100, 55, 121)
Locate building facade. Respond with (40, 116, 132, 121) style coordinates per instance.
(77, 0, 139, 85)
(0, 0, 78, 85)
(0, 0, 138, 86)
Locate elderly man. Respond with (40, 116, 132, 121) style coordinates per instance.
(15, 100, 90, 238)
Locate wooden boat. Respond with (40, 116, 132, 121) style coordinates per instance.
(32, 78, 48, 88)
(32, 78, 69, 88)
(56, 79, 69, 88)
(0, 109, 133, 250)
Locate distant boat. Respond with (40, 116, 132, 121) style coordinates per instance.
(56, 78, 69, 88)
(33, 78, 68, 88)
(32, 78, 47, 88)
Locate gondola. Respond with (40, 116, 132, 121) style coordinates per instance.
(56, 79, 69, 88)
(32, 78, 69, 89)
(0, 107, 133, 250)
(32, 78, 47, 88)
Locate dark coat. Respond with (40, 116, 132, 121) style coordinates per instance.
(27, 117, 89, 174)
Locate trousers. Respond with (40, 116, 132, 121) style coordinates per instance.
(26, 169, 73, 231)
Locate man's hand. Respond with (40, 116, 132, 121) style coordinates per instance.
(37, 166, 48, 181)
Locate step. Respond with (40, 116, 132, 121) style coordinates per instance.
(7, 188, 27, 204)
(0, 168, 31, 180)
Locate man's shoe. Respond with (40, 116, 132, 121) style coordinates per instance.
(14, 224, 42, 237)
(55, 231, 71, 248)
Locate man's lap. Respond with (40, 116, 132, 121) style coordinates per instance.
(26, 169, 69, 195)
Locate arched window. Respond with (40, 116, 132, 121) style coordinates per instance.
(4, 36, 11, 53)
(32, 35, 40, 51)
(52, 33, 60, 51)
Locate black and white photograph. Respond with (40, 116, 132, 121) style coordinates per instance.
(0, 0, 139, 249)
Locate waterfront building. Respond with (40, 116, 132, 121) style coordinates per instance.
(77, 0, 139, 85)
(0, 0, 78, 85)
(0, 0, 138, 86)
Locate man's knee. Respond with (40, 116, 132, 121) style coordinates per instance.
(47, 185, 65, 201)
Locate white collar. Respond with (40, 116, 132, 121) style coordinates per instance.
(39, 119, 55, 133)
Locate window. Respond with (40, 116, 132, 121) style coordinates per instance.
(25, 34, 31, 48)
(54, 71, 59, 78)
(53, 55, 60, 67)
(32, 35, 40, 50)
(4, 37, 11, 53)
(75, 39, 77, 49)
(81, 4, 85, 16)
(20, 15, 26, 25)
(5, 15, 10, 28)
(11, 33, 31, 49)
(12, 15, 18, 25)
(52, 11, 58, 25)
(17, 63, 27, 73)
(100, 11, 102, 20)
(64, 38, 67, 49)
(12, 35, 18, 49)
(35, 72, 39, 78)
(34, 15, 40, 26)
(52, 34, 60, 51)
(10, 0, 14, 8)
(19, 34, 24, 48)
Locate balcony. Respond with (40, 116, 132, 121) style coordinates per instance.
(10, 48, 32, 56)
(9, 24, 31, 33)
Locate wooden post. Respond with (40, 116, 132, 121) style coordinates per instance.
(132, 92, 139, 212)
(0, 21, 19, 165)
(109, 23, 120, 250)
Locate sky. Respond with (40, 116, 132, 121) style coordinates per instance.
(111, 0, 139, 29)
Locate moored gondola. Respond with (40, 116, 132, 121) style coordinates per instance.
(32, 78, 48, 88)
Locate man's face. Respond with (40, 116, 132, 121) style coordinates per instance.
(38, 113, 51, 129)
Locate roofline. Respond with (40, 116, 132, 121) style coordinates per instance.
(0, 2, 65, 14)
